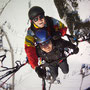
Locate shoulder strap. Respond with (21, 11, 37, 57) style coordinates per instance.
(31, 23, 36, 33)
(30, 23, 38, 39)
(45, 16, 56, 36)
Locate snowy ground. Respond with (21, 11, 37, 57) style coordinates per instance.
(0, 0, 90, 90)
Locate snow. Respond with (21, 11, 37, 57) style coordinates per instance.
(0, 0, 90, 90)
(78, 0, 90, 21)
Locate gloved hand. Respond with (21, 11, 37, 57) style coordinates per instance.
(35, 66, 46, 78)
(73, 47, 79, 54)
(53, 31, 61, 40)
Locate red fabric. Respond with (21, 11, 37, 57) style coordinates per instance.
(59, 60, 63, 63)
(25, 44, 38, 69)
(60, 27, 67, 36)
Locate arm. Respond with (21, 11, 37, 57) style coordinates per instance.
(59, 39, 79, 54)
(25, 33, 38, 69)
(25, 45, 38, 69)
(52, 17, 67, 36)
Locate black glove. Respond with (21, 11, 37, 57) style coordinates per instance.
(35, 66, 46, 78)
(73, 47, 79, 54)
(52, 31, 62, 40)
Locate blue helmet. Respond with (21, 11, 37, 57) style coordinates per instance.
(35, 29, 51, 44)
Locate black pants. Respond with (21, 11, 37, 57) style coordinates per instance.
(48, 59, 69, 79)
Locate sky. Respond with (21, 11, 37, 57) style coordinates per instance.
(0, 0, 90, 90)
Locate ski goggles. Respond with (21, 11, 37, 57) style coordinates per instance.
(39, 40, 51, 46)
(33, 15, 44, 22)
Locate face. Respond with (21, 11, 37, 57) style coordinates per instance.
(40, 40, 53, 53)
(33, 15, 46, 28)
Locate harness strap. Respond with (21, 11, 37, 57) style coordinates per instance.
(45, 16, 56, 37)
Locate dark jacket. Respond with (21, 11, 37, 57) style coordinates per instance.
(36, 38, 77, 63)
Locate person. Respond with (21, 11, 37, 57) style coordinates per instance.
(34, 29, 79, 83)
(25, 6, 68, 70)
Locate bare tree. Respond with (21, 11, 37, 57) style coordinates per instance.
(0, 0, 12, 16)
(54, 0, 90, 43)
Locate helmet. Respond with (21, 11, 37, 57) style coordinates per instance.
(35, 29, 51, 44)
(28, 6, 45, 20)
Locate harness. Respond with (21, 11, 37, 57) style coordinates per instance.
(45, 16, 56, 36)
